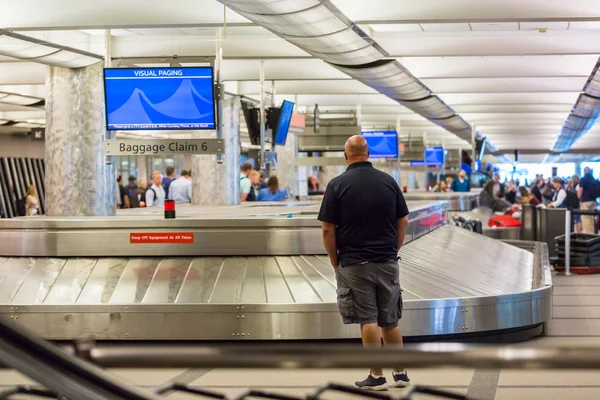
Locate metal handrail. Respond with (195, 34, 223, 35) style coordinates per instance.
(52, 341, 600, 370)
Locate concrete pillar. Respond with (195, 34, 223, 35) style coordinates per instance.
(274, 130, 297, 196)
(137, 156, 148, 182)
(45, 62, 116, 216)
(192, 96, 240, 205)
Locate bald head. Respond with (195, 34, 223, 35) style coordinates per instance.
(344, 135, 369, 164)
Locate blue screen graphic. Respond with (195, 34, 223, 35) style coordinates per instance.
(104, 67, 215, 130)
(361, 131, 398, 158)
(425, 146, 444, 166)
(275, 100, 294, 146)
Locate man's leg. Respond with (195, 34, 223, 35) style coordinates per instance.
(360, 323, 383, 376)
(381, 326, 404, 373)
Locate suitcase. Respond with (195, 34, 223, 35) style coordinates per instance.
(488, 215, 522, 228)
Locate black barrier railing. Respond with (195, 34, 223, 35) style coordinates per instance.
(562, 208, 600, 275)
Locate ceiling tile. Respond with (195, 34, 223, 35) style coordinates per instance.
(519, 21, 569, 31)
(470, 22, 519, 31)
(420, 23, 471, 32)
(369, 24, 422, 32)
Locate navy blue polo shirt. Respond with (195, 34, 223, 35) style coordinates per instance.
(317, 161, 410, 267)
(580, 174, 598, 202)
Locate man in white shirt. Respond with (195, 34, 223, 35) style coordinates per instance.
(168, 170, 192, 203)
(146, 170, 166, 207)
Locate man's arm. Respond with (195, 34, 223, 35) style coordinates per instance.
(321, 222, 339, 268)
(578, 184, 584, 199)
(396, 216, 409, 251)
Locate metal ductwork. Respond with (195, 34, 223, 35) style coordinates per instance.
(220, 0, 474, 143)
(0, 29, 103, 68)
(552, 57, 600, 153)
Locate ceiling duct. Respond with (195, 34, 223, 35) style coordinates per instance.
(219, 0, 477, 145)
(0, 29, 103, 68)
(0, 91, 45, 108)
(552, 58, 600, 152)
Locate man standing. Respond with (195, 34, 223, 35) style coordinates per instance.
(450, 169, 471, 192)
(168, 170, 193, 203)
(578, 167, 599, 234)
(240, 162, 255, 202)
(492, 173, 505, 199)
(162, 166, 176, 200)
(116, 175, 130, 209)
(318, 135, 410, 391)
(146, 171, 166, 208)
(126, 176, 139, 208)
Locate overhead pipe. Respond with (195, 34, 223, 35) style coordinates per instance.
(218, 0, 505, 157)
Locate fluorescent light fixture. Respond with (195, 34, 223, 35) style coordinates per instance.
(0, 29, 103, 68)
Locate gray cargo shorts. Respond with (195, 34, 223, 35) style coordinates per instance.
(335, 260, 403, 328)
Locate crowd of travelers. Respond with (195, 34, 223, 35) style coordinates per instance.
(116, 166, 192, 209)
(480, 168, 600, 233)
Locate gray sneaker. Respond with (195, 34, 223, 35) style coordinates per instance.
(392, 370, 410, 388)
(354, 375, 389, 391)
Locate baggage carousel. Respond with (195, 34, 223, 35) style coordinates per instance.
(0, 201, 551, 341)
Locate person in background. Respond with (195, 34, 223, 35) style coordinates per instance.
(445, 176, 453, 189)
(568, 175, 579, 192)
(168, 170, 192, 203)
(247, 170, 261, 201)
(25, 184, 39, 216)
(116, 175, 129, 209)
(258, 170, 268, 190)
(318, 135, 410, 391)
(519, 186, 541, 206)
(240, 162, 254, 202)
(531, 179, 544, 203)
(492, 174, 505, 198)
(162, 166, 176, 200)
(126, 176, 139, 208)
(548, 177, 568, 209)
(578, 167, 599, 234)
(146, 171, 166, 208)
(542, 178, 554, 203)
(434, 180, 448, 193)
(450, 169, 470, 192)
(257, 176, 288, 201)
(505, 180, 517, 204)
(138, 178, 149, 207)
(308, 176, 320, 192)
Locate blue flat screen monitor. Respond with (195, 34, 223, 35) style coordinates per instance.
(425, 146, 444, 166)
(275, 100, 294, 146)
(361, 131, 398, 158)
(104, 67, 216, 130)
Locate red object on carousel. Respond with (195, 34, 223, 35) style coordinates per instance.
(488, 214, 522, 228)
(403, 186, 407, 193)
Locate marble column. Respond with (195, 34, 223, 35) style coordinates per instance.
(274, 130, 297, 196)
(45, 62, 116, 216)
(192, 96, 241, 205)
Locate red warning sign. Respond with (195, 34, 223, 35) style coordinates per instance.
(130, 232, 194, 244)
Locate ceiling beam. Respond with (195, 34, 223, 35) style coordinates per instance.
(358, 17, 600, 24)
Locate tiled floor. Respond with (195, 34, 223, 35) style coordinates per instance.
(2, 271, 600, 399)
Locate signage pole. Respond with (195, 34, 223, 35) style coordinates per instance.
(215, 27, 224, 165)
(259, 60, 266, 169)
